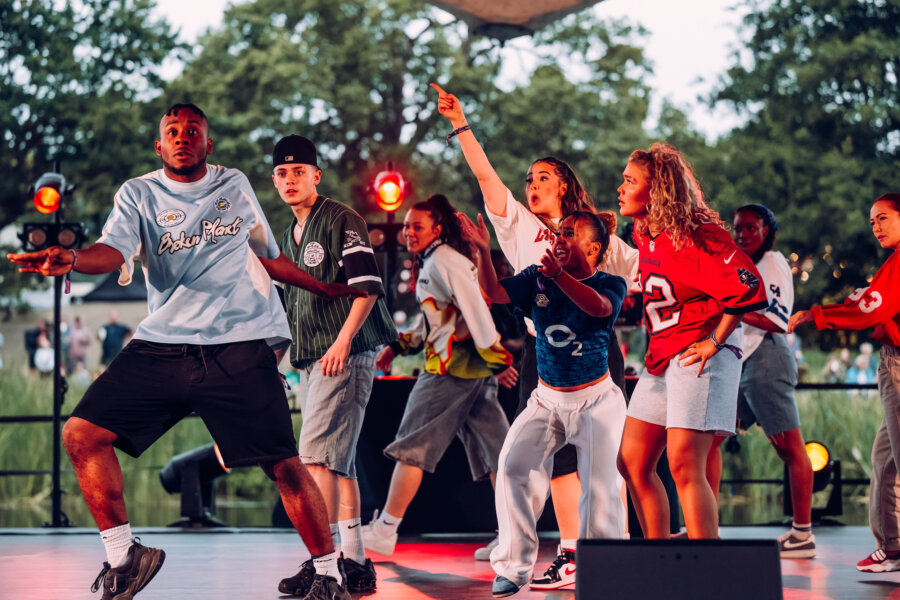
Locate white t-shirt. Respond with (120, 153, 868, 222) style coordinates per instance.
(485, 188, 640, 334)
(742, 250, 794, 360)
(486, 188, 639, 282)
(97, 165, 290, 347)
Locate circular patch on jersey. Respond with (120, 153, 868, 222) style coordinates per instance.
(156, 208, 186, 227)
(303, 242, 325, 267)
(535, 294, 550, 307)
(214, 197, 231, 212)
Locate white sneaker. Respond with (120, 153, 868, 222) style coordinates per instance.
(361, 510, 398, 556)
(474, 535, 499, 561)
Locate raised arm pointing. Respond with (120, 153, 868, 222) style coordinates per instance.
(430, 83, 509, 217)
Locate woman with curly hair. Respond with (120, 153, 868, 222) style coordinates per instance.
(616, 143, 768, 539)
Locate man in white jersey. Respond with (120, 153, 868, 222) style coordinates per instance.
(8, 104, 361, 600)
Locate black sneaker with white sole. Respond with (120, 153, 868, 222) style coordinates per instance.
(278, 558, 315, 596)
(302, 573, 351, 600)
(91, 539, 165, 600)
(343, 556, 377, 591)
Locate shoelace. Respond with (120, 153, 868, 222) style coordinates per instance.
(543, 551, 574, 577)
(91, 562, 111, 593)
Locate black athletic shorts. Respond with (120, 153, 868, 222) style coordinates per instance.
(516, 331, 627, 478)
(71, 339, 298, 468)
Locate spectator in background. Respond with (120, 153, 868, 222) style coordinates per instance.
(98, 309, 132, 366)
(861, 342, 878, 371)
(34, 331, 54, 377)
(822, 349, 851, 383)
(847, 353, 877, 396)
(24, 319, 50, 374)
(67, 315, 92, 373)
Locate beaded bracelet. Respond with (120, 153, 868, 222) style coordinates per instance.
(446, 124, 471, 146)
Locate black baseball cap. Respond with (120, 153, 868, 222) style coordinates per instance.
(273, 135, 318, 168)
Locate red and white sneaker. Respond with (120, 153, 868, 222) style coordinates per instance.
(529, 545, 575, 590)
(857, 548, 900, 573)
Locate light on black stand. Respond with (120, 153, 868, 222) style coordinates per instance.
(22, 166, 83, 528)
(159, 443, 230, 528)
(784, 440, 842, 523)
(368, 162, 407, 311)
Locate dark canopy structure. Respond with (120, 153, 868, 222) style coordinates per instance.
(425, 0, 605, 40)
(80, 267, 148, 302)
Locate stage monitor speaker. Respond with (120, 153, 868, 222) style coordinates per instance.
(576, 539, 782, 600)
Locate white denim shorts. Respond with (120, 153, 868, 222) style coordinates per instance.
(627, 330, 742, 435)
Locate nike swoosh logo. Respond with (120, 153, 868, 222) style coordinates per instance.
(348, 523, 360, 529)
(563, 565, 576, 576)
(782, 539, 809, 549)
(724, 251, 737, 264)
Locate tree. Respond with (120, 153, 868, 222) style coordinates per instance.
(162, 0, 655, 235)
(0, 0, 182, 233)
(707, 0, 900, 344)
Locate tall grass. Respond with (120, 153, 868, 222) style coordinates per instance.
(0, 358, 296, 527)
(0, 349, 884, 527)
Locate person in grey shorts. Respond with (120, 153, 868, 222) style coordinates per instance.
(708, 204, 815, 558)
(271, 135, 397, 595)
(790, 193, 900, 573)
(361, 194, 517, 556)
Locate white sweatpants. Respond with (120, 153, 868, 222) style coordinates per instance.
(490, 377, 627, 585)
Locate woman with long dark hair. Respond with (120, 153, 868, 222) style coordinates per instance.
(790, 193, 900, 572)
(361, 194, 515, 556)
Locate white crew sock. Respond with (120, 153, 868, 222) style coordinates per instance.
(377, 510, 402, 535)
(339, 517, 365, 563)
(100, 522, 133, 568)
(312, 551, 343, 585)
(330, 523, 341, 556)
(560, 539, 578, 554)
(792, 522, 812, 540)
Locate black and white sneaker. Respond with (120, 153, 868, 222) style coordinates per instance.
(529, 545, 576, 590)
(778, 531, 816, 559)
(91, 539, 165, 599)
(343, 556, 377, 591)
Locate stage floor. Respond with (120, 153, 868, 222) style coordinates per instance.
(1, 526, 898, 599)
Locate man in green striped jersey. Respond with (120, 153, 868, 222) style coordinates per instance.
(271, 135, 397, 597)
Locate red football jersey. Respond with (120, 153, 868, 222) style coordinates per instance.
(635, 224, 768, 375)
(811, 250, 900, 347)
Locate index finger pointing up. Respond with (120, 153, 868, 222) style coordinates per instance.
(429, 82, 447, 96)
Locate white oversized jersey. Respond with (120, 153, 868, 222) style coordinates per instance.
(742, 250, 794, 360)
(486, 188, 639, 282)
(97, 165, 291, 347)
(485, 187, 640, 334)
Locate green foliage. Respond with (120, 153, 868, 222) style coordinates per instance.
(0, 0, 183, 302)
(161, 1, 653, 235)
(704, 0, 900, 348)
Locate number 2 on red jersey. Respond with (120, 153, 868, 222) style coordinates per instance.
(643, 274, 681, 333)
